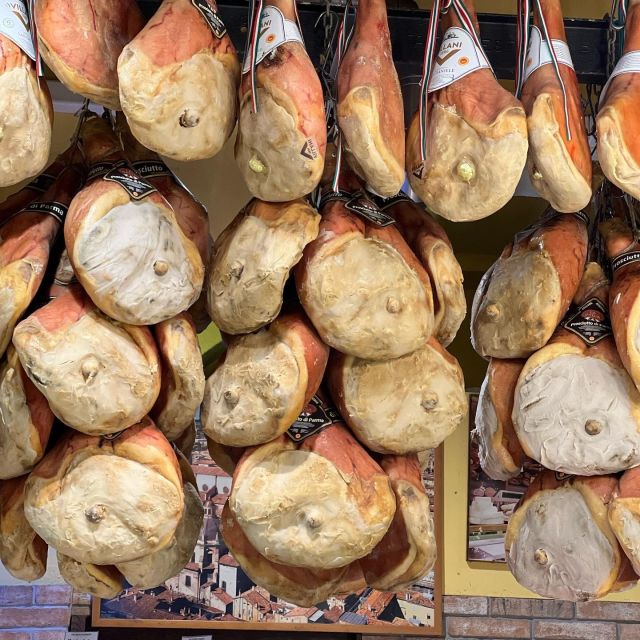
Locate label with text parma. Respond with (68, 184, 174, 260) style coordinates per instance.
(562, 297, 611, 345)
(104, 163, 157, 200)
(88, 162, 116, 181)
(345, 191, 395, 227)
(286, 395, 341, 442)
(131, 160, 172, 179)
(369, 191, 414, 211)
(612, 250, 640, 273)
(192, 0, 227, 38)
(24, 201, 68, 223)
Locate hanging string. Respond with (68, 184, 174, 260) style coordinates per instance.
(246, 0, 265, 113)
(27, 0, 43, 76)
(515, 0, 531, 97)
(610, 0, 628, 31)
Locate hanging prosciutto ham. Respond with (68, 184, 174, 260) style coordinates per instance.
(57, 555, 125, 599)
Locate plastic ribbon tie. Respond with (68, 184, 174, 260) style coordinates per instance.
(246, 0, 265, 113)
(27, 0, 42, 76)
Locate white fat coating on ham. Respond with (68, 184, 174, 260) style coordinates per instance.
(25, 455, 183, 565)
(58, 554, 123, 599)
(74, 200, 200, 325)
(514, 355, 640, 474)
(507, 488, 615, 601)
(231, 449, 392, 569)
(611, 501, 640, 575)
(0, 66, 51, 187)
(201, 331, 303, 447)
(13, 311, 159, 434)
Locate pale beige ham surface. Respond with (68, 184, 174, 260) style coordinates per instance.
(328, 337, 465, 454)
(118, 0, 240, 161)
(229, 418, 396, 569)
(608, 467, 640, 577)
(389, 196, 466, 345)
(235, 0, 325, 201)
(221, 502, 348, 606)
(13, 285, 161, 435)
(0, 34, 52, 188)
(406, 0, 528, 221)
(474, 358, 527, 481)
(0, 475, 47, 581)
(24, 419, 184, 565)
(506, 471, 636, 601)
(202, 310, 329, 447)
(35, 0, 144, 109)
(359, 455, 436, 591)
(65, 114, 204, 325)
(597, 0, 640, 199)
(207, 198, 319, 334)
(520, 0, 591, 212)
(336, 0, 404, 196)
(152, 313, 205, 442)
(471, 210, 588, 358)
(513, 263, 640, 475)
(58, 554, 125, 599)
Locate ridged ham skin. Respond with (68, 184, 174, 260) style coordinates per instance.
(57, 555, 125, 599)
(118, 0, 240, 161)
(35, 0, 144, 109)
(235, 0, 326, 202)
(336, 0, 404, 197)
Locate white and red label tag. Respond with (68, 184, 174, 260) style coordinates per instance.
(0, 0, 35, 59)
(428, 27, 490, 92)
(242, 6, 303, 73)
(524, 25, 574, 82)
(600, 51, 640, 104)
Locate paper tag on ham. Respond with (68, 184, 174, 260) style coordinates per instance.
(562, 297, 611, 345)
(131, 160, 173, 179)
(612, 250, 640, 272)
(428, 27, 490, 93)
(0, 0, 36, 60)
(600, 51, 640, 104)
(286, 395, 341, 442)
(191, 0, 227, 38)
(523, 26, 574, 83)
(242, 6, 303, 73)
(104, 163, 158, 200)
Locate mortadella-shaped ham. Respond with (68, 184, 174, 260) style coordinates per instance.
(336, 0, 404, 196)
(520, 0, 592, 212)
(471, 210, 588, 358)
(407, 0, 528, 221)
(35, 0, 144, 109)
(118, 0, 240, 161)
(235, 0, 326, 201)
(65, 114, 204, 325)
(512, 263, 640, 475)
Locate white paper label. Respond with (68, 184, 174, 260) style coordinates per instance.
(600, 51, 640, 104)
(65, 633, 98, 640)
(242, 6, 303, 73)
(524, 25, 574, 82)
(428, 27, 490, 92)
(0, 0, 35, 59)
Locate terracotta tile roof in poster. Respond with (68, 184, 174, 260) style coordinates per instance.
(219, 554, 239, 567)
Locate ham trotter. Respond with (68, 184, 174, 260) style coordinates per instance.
(229, 406, 396, 570)
(35, 0, 144, 109)
(328, 337, 465, 454)
(235, 0, 325, 202)
(520, 0, 591, 212)
(506, 471, 636, 601)
(474, 358, 527, 481)
(118, 0, 240, 161)
(65, 114, 204, 325)
(57, 555, 125, 599)
(513, 263, 640, 475)
(337, 0, 404, 197)
(207, 198, 319, 335)
(407, 0, 528, 221)
(0, 5, 52, 187)
(597, 0, 640, 200)
(471, 210, 588, 358)
(359, 455, 436, 592)
(202, 310, 329, 447)
(13, 285, 160, 436)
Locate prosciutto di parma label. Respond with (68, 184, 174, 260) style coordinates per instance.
(286, 395, 341, 442)
(0, 0, 36, 60)
(88, 162, 116, 181)
(23, 200, 68, 223)
(192, 0, 227, 38)
(612, 250, 640, 273)
(369, 191, 414, 211)
(523, 25, 574, 83)
(562, 297, 612, 345)
(104, 162, 157, 200)
(319, 190, 394, 227)
(131, 160, 172, 179)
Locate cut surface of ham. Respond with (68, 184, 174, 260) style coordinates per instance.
(118, 0, 240, 161)
(336, 0, 404, 196)
(58, 554, 125, 599)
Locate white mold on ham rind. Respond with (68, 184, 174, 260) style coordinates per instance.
(58, 554, 124, 599)
(609, 498, 640, 575)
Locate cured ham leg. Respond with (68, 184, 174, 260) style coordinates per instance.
(407, 0, 528, 221)
(58, 555, 124, 599)
(118, 0, 240, 161)
(328, 337, 465, 454)
(474, 358, 527, 481)
(597, 0, 640, 199)
(471, 210, 588, 358)
(65, 114, 204, 325)
(337, 0, 404, 196)
(35, 0, 144, 109)
(202, 310, 329, 447)
(207, 198, 319, 335)
(235, 0, 326, 201)
(506, 471, 636, 601)
(513, 263, 640, 475)
(520, 0, 592, 212)
(0, 30, 52, 187)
